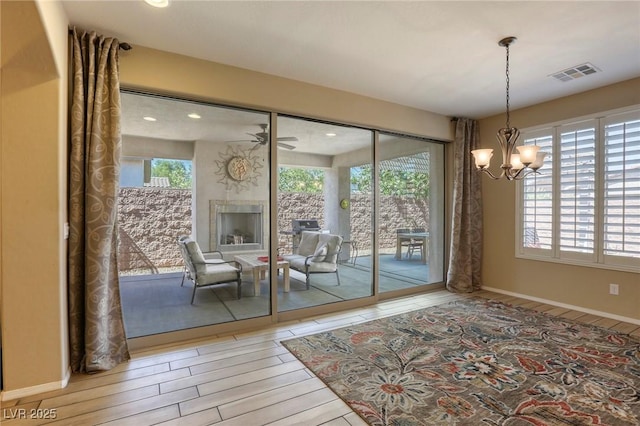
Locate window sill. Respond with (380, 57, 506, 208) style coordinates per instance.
(515, 253, 640, 274)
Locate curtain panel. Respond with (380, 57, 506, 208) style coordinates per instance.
(446, 118, 483, 293)
(68, 29, 130, 372)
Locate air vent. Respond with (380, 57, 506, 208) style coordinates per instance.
(550, 63, 600, 82)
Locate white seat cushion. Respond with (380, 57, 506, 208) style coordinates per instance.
(306, 261, 338, 273)
(204, 258, 226, 264)
(318, 234, 343, 263)
(297, 231, 320, 256)
(284, 255, 337, 273)
(184, 238, 205, 262)
(311, 242, 328, 262)
(198, 263, 239, 285)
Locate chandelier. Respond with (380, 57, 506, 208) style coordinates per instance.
(471, 37, 546, 180)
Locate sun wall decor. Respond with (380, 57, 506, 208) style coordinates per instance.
(214, 145, 264, 193)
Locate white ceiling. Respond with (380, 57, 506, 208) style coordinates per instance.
(119, 92, 375, 155)
(62, 1, 640, 154)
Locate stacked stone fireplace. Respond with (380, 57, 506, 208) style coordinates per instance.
(210, 200, 267, 253)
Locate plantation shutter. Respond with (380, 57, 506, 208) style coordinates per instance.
(559, 121, 596, 260)
(518, 107, 640, 272)
(521, 131, 554, 253)
(602, 112, 640, 266)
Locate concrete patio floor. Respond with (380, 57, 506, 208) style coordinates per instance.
(119, 254, 438, 338)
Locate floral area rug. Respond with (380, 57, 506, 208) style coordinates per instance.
(281, 298, 640, 425)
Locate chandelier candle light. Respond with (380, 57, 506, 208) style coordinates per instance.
(471, 37, 546, 180)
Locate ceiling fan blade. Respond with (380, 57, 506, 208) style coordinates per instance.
(277, 142, 296, 150)
(235, 127, 297, 147)
(226, 139, 257, 143)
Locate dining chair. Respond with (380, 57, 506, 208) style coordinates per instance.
(407, 227, 425, 260)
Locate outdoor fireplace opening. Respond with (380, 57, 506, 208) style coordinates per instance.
(211, 202, 265, 252)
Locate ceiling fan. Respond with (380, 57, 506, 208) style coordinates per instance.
(229, 123, 298, 150)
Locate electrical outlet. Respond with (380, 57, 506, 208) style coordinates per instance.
(609, 283, 619, 295)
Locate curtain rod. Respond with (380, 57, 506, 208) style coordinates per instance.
(68, 28, 132, 51)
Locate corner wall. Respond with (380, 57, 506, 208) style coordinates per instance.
(0, 0, 69, 397)
(478, 78, 640, 321)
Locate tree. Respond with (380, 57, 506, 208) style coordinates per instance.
(151, 159, 192, 189)
(278, 167, 324, 193)
(351, 164, 430, 198)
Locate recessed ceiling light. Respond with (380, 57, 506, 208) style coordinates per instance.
(144, 0, 169, 8)
(326, 132, 337, 137)
(143, 116, 157, 122)
(188, 113, 201, 119)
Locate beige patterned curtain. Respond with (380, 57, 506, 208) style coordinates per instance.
(446, 118, 483, 293)
(68, 28, 130, 372)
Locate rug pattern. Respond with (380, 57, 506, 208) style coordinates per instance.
(281, 299, 640, 425)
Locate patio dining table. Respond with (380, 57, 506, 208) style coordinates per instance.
(395, 231, 429, 264)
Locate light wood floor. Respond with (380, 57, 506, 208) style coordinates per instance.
(3, 290, 639, 425)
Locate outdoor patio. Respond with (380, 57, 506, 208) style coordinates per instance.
(119, 254, 434, 338)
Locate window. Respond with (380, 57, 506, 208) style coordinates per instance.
(522, 131, 553, 251)
(278, 167, 324, 193)
(603, 114, 640, 263)
(559, 122, 596, 259)
(150, 158, 192, 188)
(517, 108, 640, 272)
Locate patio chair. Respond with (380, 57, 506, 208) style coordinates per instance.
(407, 227, 425, 260)
(177, 235, 225, 286)
(283, 231, 343, 289)
(396, 228, 412, 258)
(178, 237, 243, 304)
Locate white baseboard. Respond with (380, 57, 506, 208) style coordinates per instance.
(1, 366, 71, 402)
(481, 286, 640, 326)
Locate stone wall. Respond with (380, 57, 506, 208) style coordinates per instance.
(118, 188, 428, 273)
(357, 194, 429, 254)
(276, 193, 429, 255)
(118, 187, 192, 274)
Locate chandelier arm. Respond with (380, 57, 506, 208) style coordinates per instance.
(506, 167, 526, 181)
(496, 127, 520, 169)
(515, 167, 530, 180)
(496, 129, 520, 168)
(513, 169, 539, 180)
(478, 167, 505, 180)
(497, 138, 511, 168)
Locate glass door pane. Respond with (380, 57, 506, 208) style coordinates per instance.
(277, 116, 374, 312)
(378, 134, 445, 292)
(118, 91, 272, 338)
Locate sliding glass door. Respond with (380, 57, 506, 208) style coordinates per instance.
(276, 116, 374, 312)
(118, 91, 272, 338)
(377, 133, 445, 293)
(117, 91, 446, 341)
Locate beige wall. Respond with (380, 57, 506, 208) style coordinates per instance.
(478, 78, 640, 321)
(1, 0, 69, 396)
(119, 47, 453, 142)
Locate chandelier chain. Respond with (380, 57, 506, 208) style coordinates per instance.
(505, 42, 511, 129)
